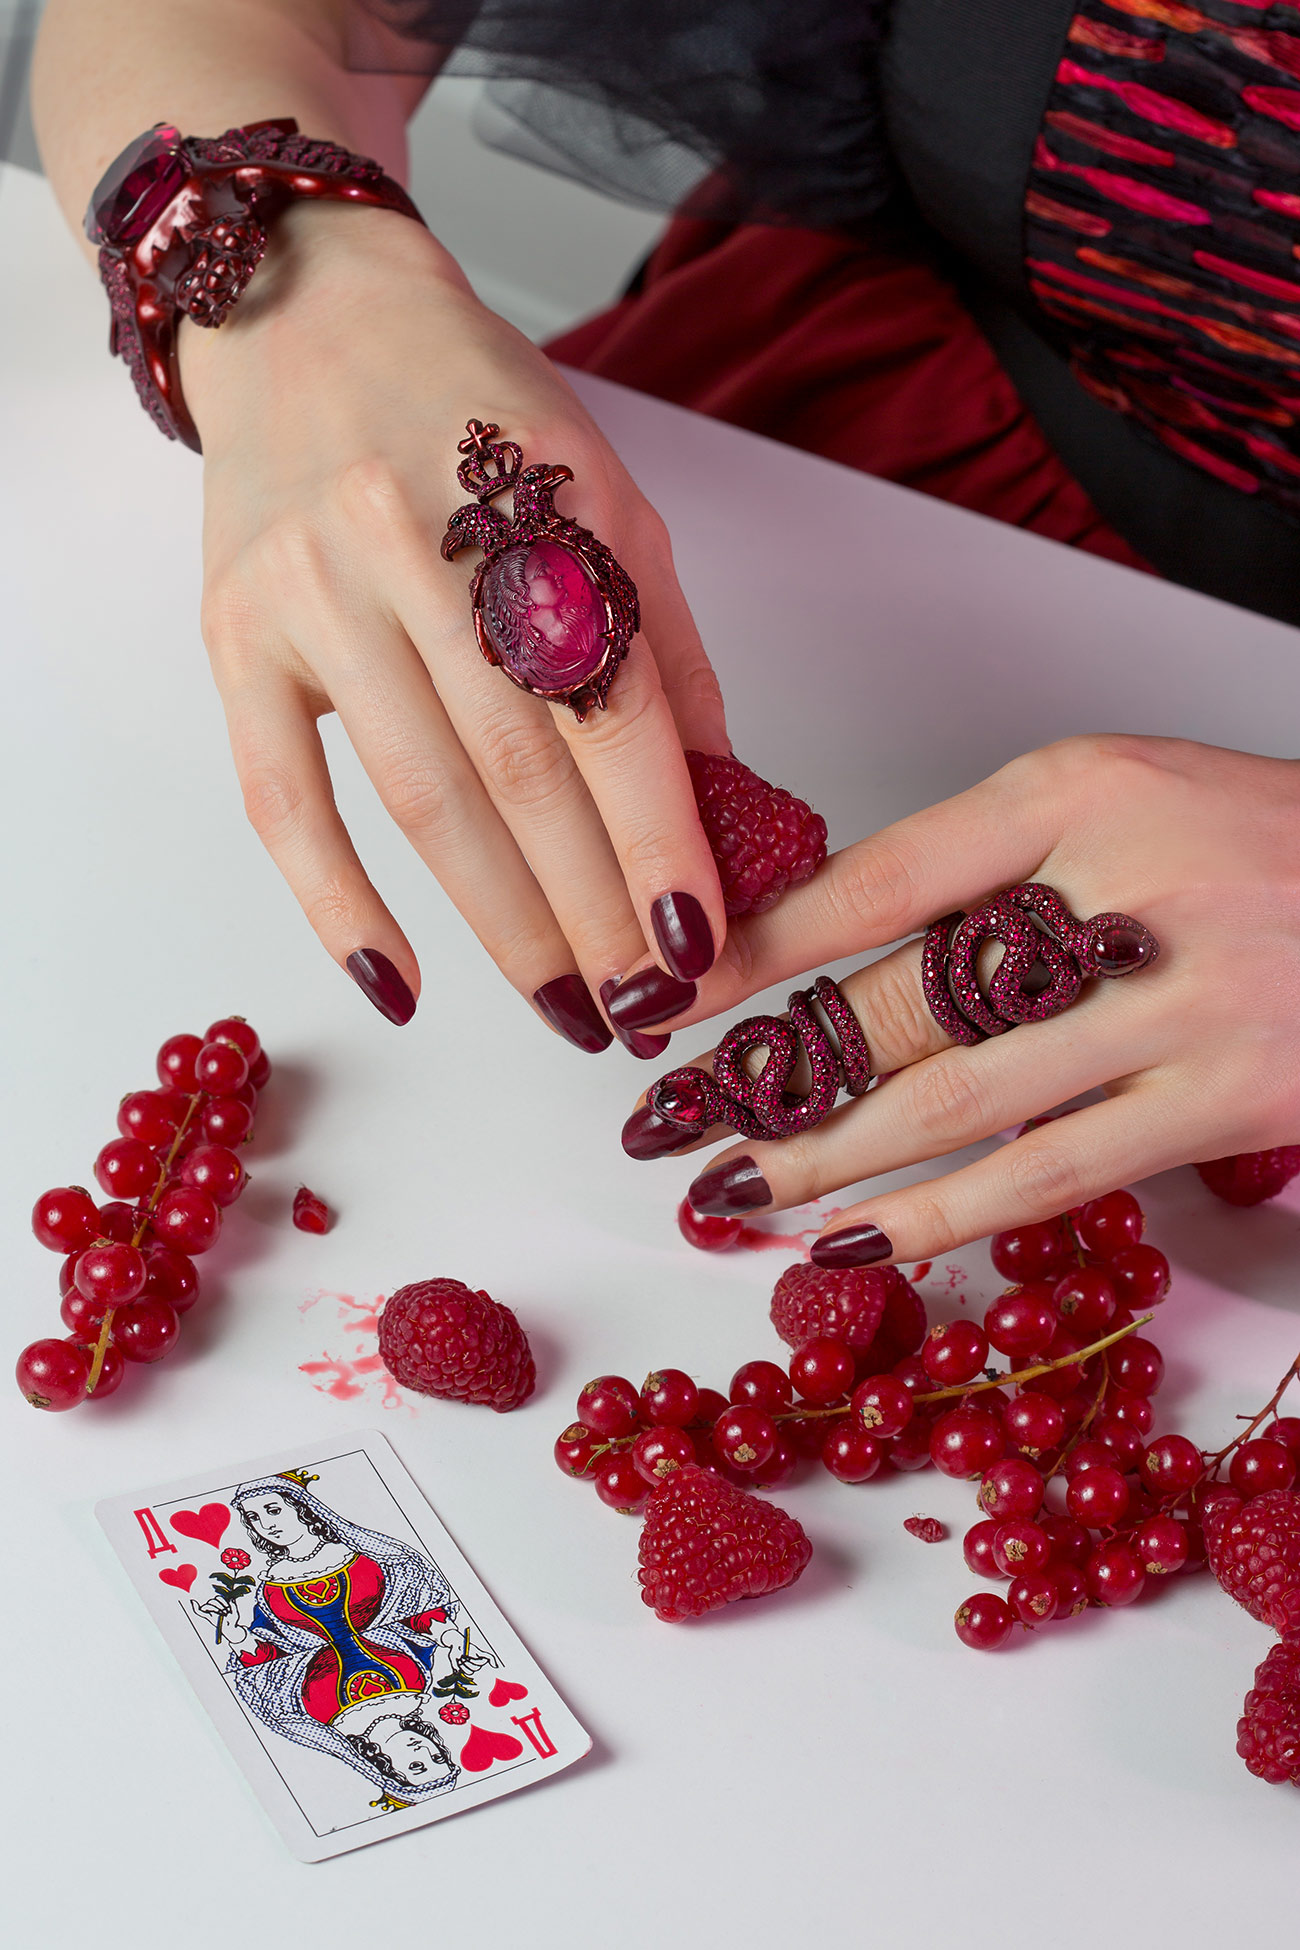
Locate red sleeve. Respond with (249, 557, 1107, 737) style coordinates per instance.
(239, 1639, 282, 1668)
(402, 1607, 447, 1633)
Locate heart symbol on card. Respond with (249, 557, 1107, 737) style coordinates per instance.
(170, 1504, 231, 1550)
(489, 1678, 528, 1708)
(159, 1564, 198, 1592)
(457, 1723, 524, 1773)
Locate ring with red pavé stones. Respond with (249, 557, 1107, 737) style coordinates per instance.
(440, 419, 641, 723)
(920, 882, 1159, 1048)
(644, 977, 873, 1143)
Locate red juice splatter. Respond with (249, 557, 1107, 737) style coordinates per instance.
(297, 1290, 408, 1411)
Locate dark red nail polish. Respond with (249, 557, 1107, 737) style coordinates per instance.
(651, 891, 715, 983)
(687, 1154, 772, 1215)
(621, 1104, 694, 1159)
(600, 981, 670, 1061)
(346, 949, 416, 1026)
(534, 974, 614, 1053)
(810, 1223, 894, 1268)
(606, 966, 697, 1031)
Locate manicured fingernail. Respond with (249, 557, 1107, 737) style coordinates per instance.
(346, 949, 416, 1026)
(810, 1223, 894, 1268)
(621, 1104, 694, 1160)
(687, 1154, 772, 1215)
(651, 892, 715, 982)
(600, 980, 671, 1061)
(534, 974, 614, 1053)
(606, 966, 697, 1031)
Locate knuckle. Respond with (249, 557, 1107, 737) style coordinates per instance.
(906, 1053, 986, 1143)
(334, 455, 405, 527)
(821, 837, 923, 945)
(477, 712, 575, 809)
(377, 750, 457, 838)
(200, 577, 260, 665)
(860, 953, 936, 1064)
(239, 760, 305, 845)
(902, 1187, 962, 1258)
(300, 875, 359, 943)
(673, 657, 726, 723)
(1004, 1138, 1084, 1218)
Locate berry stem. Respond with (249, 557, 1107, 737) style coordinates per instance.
(1204, 1349, 1300, 1475)
(85, 1090, 203, 1395)
(1044, 1350, 1112, 1483)
(911, 1311, 1154, 1404)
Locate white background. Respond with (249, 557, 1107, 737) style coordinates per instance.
(3, 160, 1300, 1945)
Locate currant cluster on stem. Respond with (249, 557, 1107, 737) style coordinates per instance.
(15, 1018, 269, 1411)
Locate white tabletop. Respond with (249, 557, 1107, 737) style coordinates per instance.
(3, 161, 1299, 1947)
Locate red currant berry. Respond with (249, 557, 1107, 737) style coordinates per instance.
(577, 1374, 642, 1439)
(748, 1431, 798, 1489)
(890, 1354, 931, 1397)
(676, 1197, 743, 1251)
(922, 1319, 989, 1387)
(180, 1144, 245, 1207)
(1109, 1243, 1170, 1308)
(1051, 1561, 1090, 1618)
(593, 1454, 650, 1513)
(116, 1089, 181, 1148)
(202, 1096, 254, 1146)
(1194, 1480, 1243, 1524)
(631, 1425, 697, 1485)
(1131, 1514, 1189, 1575)
(1052, 1267, 1116, 1338)
(850, 1372, 913, 1438)
(1073, 1190, 1144, 1259)
(195, 1040, 249, 1095)
(93, 1201, 140, 1244)
(641, 1369, 700, 1427)
(1140, 1433, 1204, 1497)
(978, 1457, 1045, 1520)
(713, 1405, 778, 1472)
(1064, 1439, 1114, 1478)
(789, 1337, 856, 1405)
(729, 1360, 794, 1414)
(58, 1252, 81, 1297)
(1265, 1416, 1300, 1462)
(111, 1297, 180, 1363)
(821, 1424, 884, 1482)
(1110, 1335, 1164, 1396)
(930, 1405, 1005, 1479)
(554, 1422, 606, 1478)
(886, 1414, 937, 1472)
(246, 1046, 272, 1092)
(76, 1338, 126, 1401)
(984, 1284, 1058, 1360)
(786, 1411, 833, 1459)
(954, 1592, 1015, 1650)
(1102, 1386, 1153, 1435)
(963, 1519, 1005, 1578)
(1229, 1437, 1297, 1498)
(94, 1136, 157, 1201)
(690, 1386, 729, 1429)
(31, 1185, 100, 1254)
(1003, 1392, 1065, 1458)
(156, 1032, 203, 1093)
(1040, 1514, 1092, 1565)
(60, 1288, 106, 1336)
(73, 1242, 147, 1307)
(1023, 1328, 1089, 1401)
(142, 1245, 200, 1313)
(1086, 1539, 1145, 1606)
(990, 1221, 1065, 1283)
(153, 1187, 221, 1256)
(1093, 1413, 1144, 1473)
(1008, 1571, 1059, 1626)
(233, 1080, 258, 1110)
(15, 1337, 90, 1410)
(992, 1519, 1051, 1575)
(204, 1016, 261, 1063)
(1067, 1463, 1130, 1529)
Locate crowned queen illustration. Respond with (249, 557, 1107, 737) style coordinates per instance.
(192, 1470, 495, 1808)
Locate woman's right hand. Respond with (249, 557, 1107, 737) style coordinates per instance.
(181, 200, 730, 1048)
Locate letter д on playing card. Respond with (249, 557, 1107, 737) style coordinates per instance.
(96, 1429, 591, 1861)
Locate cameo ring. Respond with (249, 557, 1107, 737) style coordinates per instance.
(440, 418, 640, 722)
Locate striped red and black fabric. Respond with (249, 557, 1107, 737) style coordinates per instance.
(1026, 0, 1300, 511)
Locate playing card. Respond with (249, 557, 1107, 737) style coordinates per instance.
(96, 1430, 591, 1860)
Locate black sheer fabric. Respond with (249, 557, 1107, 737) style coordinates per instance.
(346, 1, 895, 227)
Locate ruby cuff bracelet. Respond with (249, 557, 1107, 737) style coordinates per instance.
(85, 119, 424, 450)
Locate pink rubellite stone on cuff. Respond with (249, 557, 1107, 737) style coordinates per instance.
(84, 124, 185, 244)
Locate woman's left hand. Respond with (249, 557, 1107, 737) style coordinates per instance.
(622, 736, 1300, 1264)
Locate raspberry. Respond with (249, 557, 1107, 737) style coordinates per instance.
(378, 1278, 535, 1412)
(1205, 1488, 1300, 1635)
(637, 1463, 812, 1621)
(685, 750, 827, 916)
(1237, 1637, 1300, 1786)
(1195, 1147, 1300, 1206)
(770, 1261, 924, 1361)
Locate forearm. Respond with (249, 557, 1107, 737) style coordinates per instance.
(31, 0, 431, 262)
